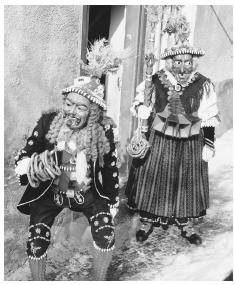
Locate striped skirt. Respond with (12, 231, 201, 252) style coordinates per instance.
(125, 129, 209, 219)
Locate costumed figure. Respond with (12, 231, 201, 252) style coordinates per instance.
(14, 39, 122, 280)
(125, 24, 220, 245)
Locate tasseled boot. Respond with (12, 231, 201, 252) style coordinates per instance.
(136, 220, 154, 242)
(92, 248, 113, 280)
(29, 255, 47, 281)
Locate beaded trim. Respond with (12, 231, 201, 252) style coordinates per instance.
(62, 86, 106, 110)
(161, 47, 205, 59)
(141, 216, 202, 226)
(174, 218, 189, 226)
(28, 252, 47, 261)
(28, 236, 50, 242)
(59, 165, 76, 172)
(90, 212, 112, 222)
(93, 241, 115, 252)
(140, 216, 166, 224)
(95, 225, 115, 233)
(29, 223, 51, 231)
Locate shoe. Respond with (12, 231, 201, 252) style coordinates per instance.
(181, 231, 202, 245)
(136, 226, 153, 242)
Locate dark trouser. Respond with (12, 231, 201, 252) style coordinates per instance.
(27, 188, 115, 260)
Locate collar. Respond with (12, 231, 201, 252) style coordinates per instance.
(163, 68, 197, 87)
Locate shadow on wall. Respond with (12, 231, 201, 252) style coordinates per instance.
(215, 79, 233, 138)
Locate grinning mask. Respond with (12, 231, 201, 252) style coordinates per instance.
(63, 93, 90, 130)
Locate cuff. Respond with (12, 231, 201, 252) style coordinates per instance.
(16, 174, 29, 186)
(203, 126, 215, 142)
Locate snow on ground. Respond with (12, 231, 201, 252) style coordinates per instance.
(5, 129, 233, 281)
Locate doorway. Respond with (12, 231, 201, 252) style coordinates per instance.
(86, 6, 112, 85)
(88, 6, 111, 46)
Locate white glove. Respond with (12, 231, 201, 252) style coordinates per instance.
(137, 105, 152, 120)
(202, 145, 215, 162)
(15, 157, 30, 175)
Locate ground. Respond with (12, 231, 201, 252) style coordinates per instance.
(4, 129, 233, 281)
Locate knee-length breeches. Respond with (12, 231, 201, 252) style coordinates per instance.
(27, 189, 115, 260)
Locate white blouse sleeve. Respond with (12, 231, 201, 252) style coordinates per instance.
(198, 82, 220, 127)
(130, 80, 145, 116)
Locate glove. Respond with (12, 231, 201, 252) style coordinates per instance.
(15, 157, 30, 175)
(202, 144, 215, 162)
(137, 105, 152, 120)
(202, 126, 215, 162)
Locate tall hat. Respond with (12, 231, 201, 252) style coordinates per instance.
(161, 15, 205, 59)
(62, 38, 129, 110)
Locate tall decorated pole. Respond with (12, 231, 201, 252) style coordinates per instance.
(141, 31, 156, 134)
(127, 6, 162, 158)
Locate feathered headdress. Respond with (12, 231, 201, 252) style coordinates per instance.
(80, 38, 127, 78)
(161, 15, 205, 59)
(62, 38, 131, 110)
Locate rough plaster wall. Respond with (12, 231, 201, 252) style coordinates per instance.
(215, 79, 233, 137)
(194, 5, 232, 82)
(193, 5, 233, 137)
(5, 5, 83, 156)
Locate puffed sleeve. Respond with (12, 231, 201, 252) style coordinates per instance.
(14, 115, 47, 186)
(100, 123, 119, 208)
(198, 81, 221, 127)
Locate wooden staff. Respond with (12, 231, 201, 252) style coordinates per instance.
(127, 26, 156, 158)
(141, 48, 155, 133)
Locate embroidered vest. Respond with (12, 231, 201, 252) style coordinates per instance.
(151, 70, 209, 138)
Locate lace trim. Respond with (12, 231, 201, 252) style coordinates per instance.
(201, 116, 220, 127)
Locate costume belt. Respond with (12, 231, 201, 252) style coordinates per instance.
(52, 180, 85, 206)
(52, 149, 87, 205)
